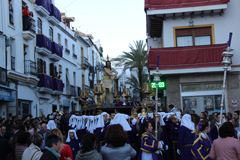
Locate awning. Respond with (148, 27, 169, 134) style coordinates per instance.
(66, 70, 74, 86)
(0, 85, 17, 91)
(145, 0, 230, 10)
(148, 43, 227, 70)
(0, 86, 16, 102)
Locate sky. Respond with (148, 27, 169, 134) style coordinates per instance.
(55, 0, 146, 58)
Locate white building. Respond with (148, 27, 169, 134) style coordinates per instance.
(0, 0, 104, 119)
(146, 0, 240, 114)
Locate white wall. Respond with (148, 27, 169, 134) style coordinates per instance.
(162, 0, 240, 66)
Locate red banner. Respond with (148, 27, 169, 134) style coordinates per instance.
(148, 44, 227, 70)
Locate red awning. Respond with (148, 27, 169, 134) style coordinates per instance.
(148, 43, 227, 70)
(145, 0, 229, 10)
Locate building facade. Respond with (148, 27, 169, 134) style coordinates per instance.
(146, 0, 240, 114)
(0, 0, 104, 119)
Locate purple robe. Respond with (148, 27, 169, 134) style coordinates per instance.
(66, 138, 80, 160)
(210, 124, 219, 141)
(168, 120, 180, 160)
(234, 129, 240, 140)
(138, 133, 163, 160)
(95, 122, 110, 152)
(160, 126, 171, 160)
(178, 126, 195, 160)
(76, 129, 84, 144)
(129, 124, 139, 158)
(191, 133, 213, 160)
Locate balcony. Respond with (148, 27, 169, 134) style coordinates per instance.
(65, 48, 70, 55)
(81, 57, 89, 69)
(0, 67, 7, 85)
(148, 43, 227, 74)
(75, 86, 81, 99)
(37, 73, 53, 94)
(145, 0, 229, 19)
(34, 0, 51, 17)
(24, 60, 37, 76)
(52, 78, 63, 95)
(11, 56, 15, 71)
(7, 60, 38, 84)
(73, 53, 77, 59)
(22, 17, 36, 41)
(49, 42, 62, 62)
(47, 4, 61, 26)
(66, 85, 75, 96)
(36, 34, 52, 57)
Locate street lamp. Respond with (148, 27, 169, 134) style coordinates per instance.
(220, 32, 233, 125)
(153, 56, 161, 138)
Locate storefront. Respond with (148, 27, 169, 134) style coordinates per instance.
(63, 100, 70, 113)
(0, 85, 16, 118)
(180, 82, 225, 115)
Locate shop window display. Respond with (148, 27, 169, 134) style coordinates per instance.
(182, 95, 224, 115)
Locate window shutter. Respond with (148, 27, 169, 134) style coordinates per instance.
(50, 63, 54, 77)
(44, 61, 46, 74)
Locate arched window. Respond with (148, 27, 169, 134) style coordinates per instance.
(37, 18, 42, 34)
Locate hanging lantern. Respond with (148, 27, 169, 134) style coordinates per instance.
(93, 84, 103, 94)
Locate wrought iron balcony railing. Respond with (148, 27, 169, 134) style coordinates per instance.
(65, 48, 70, 54)
(24, 60, 37, 76)
(73, 53, 77, 59)
(66, 85, 75, 96)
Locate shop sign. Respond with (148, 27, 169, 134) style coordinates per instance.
(232, 99, 237, 107)
(0, 88, 15, 102)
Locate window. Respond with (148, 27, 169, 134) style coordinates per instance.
(58, 33, 61, 44)
(50, 63, 54, 77)
(72, 44, 75, 54)
(73, 72, 76, 86)
(49, 27, 53, 41)
(92, 51, 94, 66)
(9, 0, 14, 25)
(37, 18, 42, 33)
(37, 58, 46, 73)
(81, 47, 84, 63)
(65, 39, 68, 49)
(176, 27, 212, 47)
(59, 65, 62, 73)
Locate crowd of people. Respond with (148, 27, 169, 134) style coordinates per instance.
(0, 104, 240, 160)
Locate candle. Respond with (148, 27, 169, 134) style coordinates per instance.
(157, 56, 159, 67)
(228, 32, 233, 47)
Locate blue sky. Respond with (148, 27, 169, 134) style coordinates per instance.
(55, 0, 146, 58)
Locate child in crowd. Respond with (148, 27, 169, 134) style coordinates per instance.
(191, 120, 212, 160)
(66, 129, 80, 160)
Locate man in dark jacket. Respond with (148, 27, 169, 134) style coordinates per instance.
(0, 128, 12, 160)
(38, 123, 50, 151)
(40, 134, 61, 160)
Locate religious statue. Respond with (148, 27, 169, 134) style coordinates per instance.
(101, 55, 118, 103)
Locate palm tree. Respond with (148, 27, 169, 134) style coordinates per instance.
(125, 73, 149, 90)
(116, 40, 148, 100)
